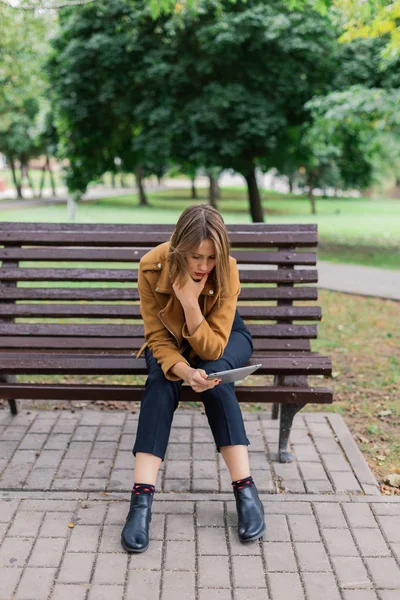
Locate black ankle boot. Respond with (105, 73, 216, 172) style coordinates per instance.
(233, 482, 266, 542)
(121, 490, 153, 553)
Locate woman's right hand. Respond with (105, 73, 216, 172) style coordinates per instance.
(185, 367, 221, 393)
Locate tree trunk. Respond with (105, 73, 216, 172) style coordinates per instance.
(308, 187, 316, 214)
(111, 172, 116, 188)
(120, 173, 126, 187)
(68, 193, 80, 221)
(39, 164, 46, 198)
(48, 157, 56, 196)
(306, 172, 317, 214)
(208, 173, 218, 208)
(288, 175, 294, 194)
(191, 176, 198, 199)
(135, 165, 148, 206)
(244, 167, 264, 222)
(9, 157, 23, 198)
(25, 164, 37, 198)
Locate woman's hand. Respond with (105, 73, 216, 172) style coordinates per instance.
(184, 367, 221, 393)
(172, 273, 208, 308)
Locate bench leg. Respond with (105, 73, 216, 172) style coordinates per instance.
(8, 399, 18, 415)
(279, 403, 305, 463)
(271, 403, 280, 420)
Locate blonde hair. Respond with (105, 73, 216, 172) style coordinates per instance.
(168, 204, 231, 301)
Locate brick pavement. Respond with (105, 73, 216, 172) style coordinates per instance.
(0, 407, 399, 599)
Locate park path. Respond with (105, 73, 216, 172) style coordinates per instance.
(1, 407, 400, 600)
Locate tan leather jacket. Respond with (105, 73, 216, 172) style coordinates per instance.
(136, 241, 240, 381)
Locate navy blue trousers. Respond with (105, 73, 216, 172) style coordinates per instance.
(132, 310, 253, 461)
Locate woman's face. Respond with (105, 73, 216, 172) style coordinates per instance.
(187, 239, 217, 281)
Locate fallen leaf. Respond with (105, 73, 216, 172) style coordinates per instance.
(68, 522, 75, 528)
(385, 474, 400, 488)
(378, 410, 392, 418)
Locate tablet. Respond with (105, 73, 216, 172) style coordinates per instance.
(206, 364, 262, 384)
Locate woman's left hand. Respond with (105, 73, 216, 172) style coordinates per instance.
(172, 273, 208, 307)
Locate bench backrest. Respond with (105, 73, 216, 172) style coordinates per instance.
(0, 223, 320, 353)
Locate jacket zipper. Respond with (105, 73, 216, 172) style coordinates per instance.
(158, 309, 181, 348)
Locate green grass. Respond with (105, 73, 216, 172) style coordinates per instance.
(1, 186, 399, 269)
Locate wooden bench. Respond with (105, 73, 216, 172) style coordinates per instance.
(0, 222, 333, 463)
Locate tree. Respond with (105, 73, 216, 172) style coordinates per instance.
(132, 0, 337, 221)
(0, 3, 53, 197)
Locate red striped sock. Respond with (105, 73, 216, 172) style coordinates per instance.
(132, 482, 155, 496)
(231, 475, 254, 491)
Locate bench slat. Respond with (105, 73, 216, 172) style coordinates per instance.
(0, 267, 318, 283)
(0, 382, 332, 403)
(0, 337, 311, 351)
(0, 287, 319, 301)
(0, 323, 318, 338)
(0, 222, 318, 232)
(0, 353, 332, 375)
(0, 247, 317, 265)
(0, 231, 318, 247)
(0, 304, 321, 320)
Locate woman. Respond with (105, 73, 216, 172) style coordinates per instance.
(121, 203, 266, 553)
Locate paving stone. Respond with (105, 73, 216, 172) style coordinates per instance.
(39, 511, 75, 537)
(64, 441, 92, 459)
(314, 503, 347, 528)
(198, 526, 228, 555)
(314, 437, 342, 454)
(57, 552, 96, 583)
(322, 454, 352, 471)
(0, 499, 20, 522)
(292, 445, 321, 463)
(165, 540, 195, 571)
(66, 524, 101, 552)
(281, 479, 306, 493)
(99, 525, 125, 553)
(72, 426, 98, 442)
(322, 528, 359, 556)
(7, 511, 43, 537)
(302, 572, 341, 600)
(263, 542, 297, 571)
(91, 441, 118, 458)
(295, 542, 331, 571)
(376, 516, 400, 543)
(127, 539, 163, 570)
(20, 499, 77, 512)
(232, 555, 265, 588)
(24, 468, 56, 489)
(0, 567, 22, 598)
(165, 478, 191, 492)
(113, 452, 134, 469)
(88, 584, 124, 600)
(75, 502, 107, 525)
(305, 479, 334, 493)
(125, 570, 161, 600)
(352, 528, 391, 557)
(15, 566, 57, 599)
(162, 571, 194, 600)
(199, 590, 232, 600)
(153, 501, 194, 515)
(391, 543, 400, 562)
(378, 593, 400, 600)
(330, 471, 362, 493)
(342, 591, 379, 600)
(105, 502, 128, 525)
(364, 557, 400, 588)
(193, 442, 216, 461)
(193, 460, 218, 479)
(96, 426, 121, 441)
(18, 433, 47, 450)
(196, 502, 224, 527)
(268, 572, 305, 600)
(83, 458, 113, 479)
(28, 536, 65, 567)
(93, 553, 128, 584)
(288, 514, 321, 542)
(199, 555, 231, 587)
(166, 514, 194, 540)
(342, 504, 378, 528)
(332, 556, 371, 588)
(372, 503, 400, 516)
(228, 526, 262, 556)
